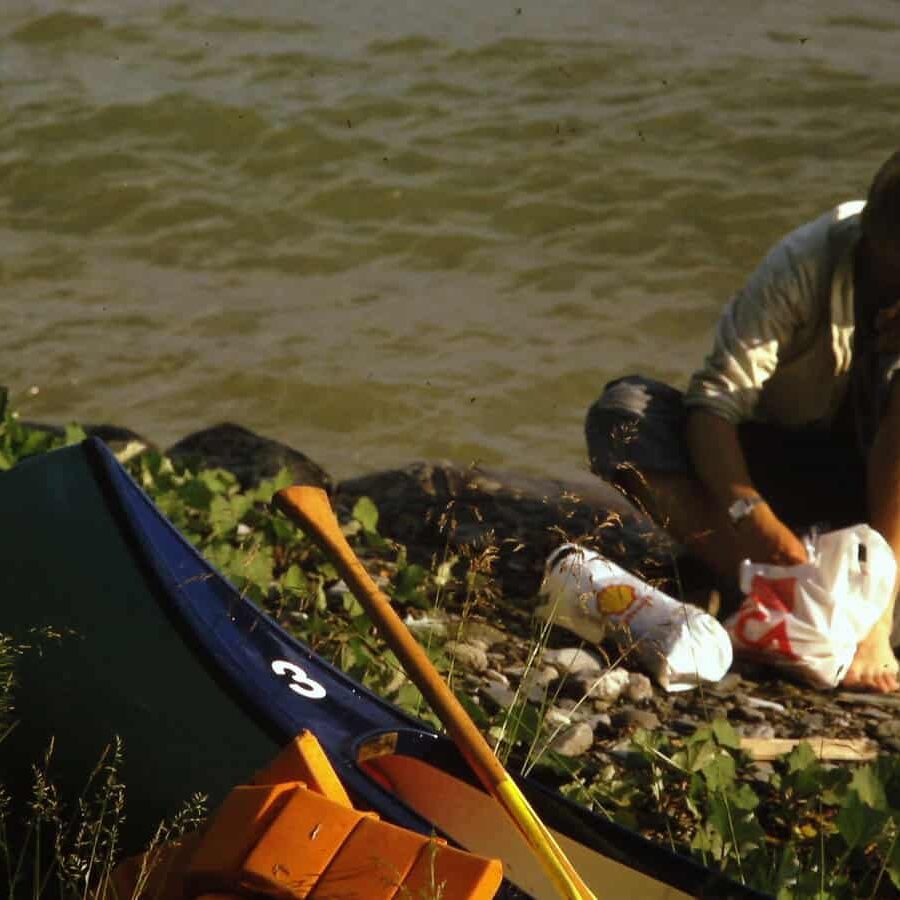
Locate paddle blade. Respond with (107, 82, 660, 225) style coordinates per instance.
(272, 486, 340, 545)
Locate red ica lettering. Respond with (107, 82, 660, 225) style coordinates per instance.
(734, 576, 798, 659)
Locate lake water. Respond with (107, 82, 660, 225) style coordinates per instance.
(3, 1, 899, 483)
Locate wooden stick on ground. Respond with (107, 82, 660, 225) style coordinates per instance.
(739, 736, 878, 762)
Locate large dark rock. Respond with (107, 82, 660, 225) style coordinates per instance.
(166, 423, 333, 493)
(84, 424, 157, 456)
(336, 462, 682, 600)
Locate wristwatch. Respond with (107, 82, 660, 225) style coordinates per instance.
(728, 495, 764, 525)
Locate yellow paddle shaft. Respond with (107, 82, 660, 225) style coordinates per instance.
(273, 486, 595, 900)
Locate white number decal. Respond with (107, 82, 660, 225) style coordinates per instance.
(271, 659, 327, 700)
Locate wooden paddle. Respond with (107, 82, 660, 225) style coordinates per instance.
(273, 486, 596, 900)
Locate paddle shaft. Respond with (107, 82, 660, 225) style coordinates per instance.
(273, 486, 595, 900)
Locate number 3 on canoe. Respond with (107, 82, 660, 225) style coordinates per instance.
(271, 659, 327, 699)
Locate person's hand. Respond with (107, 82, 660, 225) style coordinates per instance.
(733, 501, 808, 566)
(876, 300, 900, 352)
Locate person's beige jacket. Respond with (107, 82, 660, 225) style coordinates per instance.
(685, 201, 864, 427)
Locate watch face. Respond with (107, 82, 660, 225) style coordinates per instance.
(729, 497, 759, 523)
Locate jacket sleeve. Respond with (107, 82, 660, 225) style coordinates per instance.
(684, 237, 814, 424)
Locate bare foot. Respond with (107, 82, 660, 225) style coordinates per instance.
(842, 626, 900, 693)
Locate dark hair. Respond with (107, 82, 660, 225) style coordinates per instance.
(862, 150, 900, 244)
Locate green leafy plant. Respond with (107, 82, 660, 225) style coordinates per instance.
(0, 408, 85, 471)
(7, 399, 900, 897)
(565, 720, 900, 899)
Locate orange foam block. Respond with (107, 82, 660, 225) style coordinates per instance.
(402, 840, 503, 900)
(107, 833, 202, 900)
(186, 782, 299, 893)
(309, 814, 438, 900)
(252, 730, 353, 809)
(240, 786, 372, 898)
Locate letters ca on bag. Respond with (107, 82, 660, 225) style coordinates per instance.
(734, 576, 799, 660)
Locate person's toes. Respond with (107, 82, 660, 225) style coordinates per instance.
(841, 666, 897, 692)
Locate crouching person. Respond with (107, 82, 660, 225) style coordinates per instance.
(585, 150, 900, 693)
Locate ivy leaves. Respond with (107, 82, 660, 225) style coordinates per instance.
(604, 720, 900, 898)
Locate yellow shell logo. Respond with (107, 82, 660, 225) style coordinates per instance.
(595, 584, 636, 615)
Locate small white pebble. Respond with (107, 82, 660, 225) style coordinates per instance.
(744, 697, 787, 713)
(626, 672, 654, 703)
(585, 668, 630, 703)
(550, 721, 595, 757)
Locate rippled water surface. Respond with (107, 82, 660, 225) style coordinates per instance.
(3, 1, 899, 480)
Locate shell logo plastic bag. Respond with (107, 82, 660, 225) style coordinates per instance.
(538, 544, 733, 692)
(725, 524, 897, 689)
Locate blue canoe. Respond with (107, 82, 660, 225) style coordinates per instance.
(0, 438, 765, 899)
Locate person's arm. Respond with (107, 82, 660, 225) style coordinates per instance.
(682, 225, 825, 565)
(686, 408, 808, 565)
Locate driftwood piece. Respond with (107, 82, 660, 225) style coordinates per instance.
(740, 736, 878, 762)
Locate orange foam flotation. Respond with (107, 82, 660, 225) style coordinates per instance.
(109, 730, 502, 900)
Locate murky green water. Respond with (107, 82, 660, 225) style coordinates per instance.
(3, 2, 899, 481)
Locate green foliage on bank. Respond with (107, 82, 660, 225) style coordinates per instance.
(0, 396, 455, 721)
(565, 720, 900, 898)
(3, 399, 900, 897)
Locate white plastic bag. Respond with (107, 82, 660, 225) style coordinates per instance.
(538, 544, 733, 692)
(725, 524, 897, 689)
